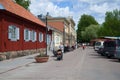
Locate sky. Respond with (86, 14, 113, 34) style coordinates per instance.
(29, 0, 120, 29)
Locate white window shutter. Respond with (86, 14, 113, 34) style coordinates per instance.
(42, 33, 43, 42)
(8, 32, 12, 39)
(39, 32, 43, 42)
(24, 29, 26, 41)
(30, 31, 33, 41)
(16, 28, 20, 40)
(34, 32, 37, 41)
(8, 26, 12, 39)
(39, 33, 40, 42)
(28, 30, 31, 41)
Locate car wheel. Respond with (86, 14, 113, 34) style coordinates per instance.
(118, 59, 120, 62)
(101, 53, 104, 56)
(107, 55, 112, 58)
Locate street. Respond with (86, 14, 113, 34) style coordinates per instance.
(0, 47, 120, 80)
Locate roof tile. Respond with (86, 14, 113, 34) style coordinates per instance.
(0, 0, 45, 27)
(48, 21, 64, 32)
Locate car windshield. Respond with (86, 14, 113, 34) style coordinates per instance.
(104, 41, 116, 47)
(95, 42, 101, 46)
(117, 40, 120, 46)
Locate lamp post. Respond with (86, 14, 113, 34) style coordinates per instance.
(45, 12, 49, 55)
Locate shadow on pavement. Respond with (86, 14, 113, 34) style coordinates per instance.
(89, 53, 106, 59)
(109, 59, 120, 63)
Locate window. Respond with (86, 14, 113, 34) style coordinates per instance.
(24, 29, 36, 42)
(104, 41, 116, 47)
(117, 40, 120, 46)
(45, 34, 51, 44)
(30, 30, 36, 42)
(55, 35, 59, 44)
(8, 25, 19, 41)
(24, 29, 30, 41)
(47, 34, 51, 44)
(39, 32, 43, 42)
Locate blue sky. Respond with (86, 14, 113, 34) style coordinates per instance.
(29, 0, 120, 29)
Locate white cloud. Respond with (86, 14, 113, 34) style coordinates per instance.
(29, 0, 120, 28)
(90, 3, 109, 14)
(90, 2, 120, 14)
(79, 0, 120, 4)
(29, 0, 73, 17)
(79, 0, 105, 4)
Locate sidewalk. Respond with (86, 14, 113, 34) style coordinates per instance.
(0, 51, 53, 74)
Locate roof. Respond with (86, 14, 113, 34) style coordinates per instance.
(0, 0, 45, 27)
(48, 21, 64, 32)
(104, 36, 120, 39)
(91, 39, 106, 42)
(47, 17, 70, 32)
(48, 17, 69, 24)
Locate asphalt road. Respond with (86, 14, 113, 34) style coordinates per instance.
(0, 47, 120, 80)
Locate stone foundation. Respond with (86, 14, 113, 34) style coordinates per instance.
(0, 48, 45, 61)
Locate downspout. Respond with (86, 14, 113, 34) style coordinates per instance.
(63, 22, 65, 53)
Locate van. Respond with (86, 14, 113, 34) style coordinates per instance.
(94, 41, 104, 51)
(114, 40, 120, 61)
(103, 39, 120, 59)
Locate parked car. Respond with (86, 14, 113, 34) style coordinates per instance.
(103, 39, 120, 58)
(114, 40, 120, 61)
(94, 41, 104, 51)
(97, 46, 104, 55)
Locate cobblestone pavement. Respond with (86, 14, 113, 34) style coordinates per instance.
(0, 47, 120, 80)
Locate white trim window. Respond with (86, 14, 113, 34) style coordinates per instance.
(55, 35, 60, 44)
(39, 32, 43, 42)
(30, 30, 36, 42)
(8, 25, 20, 41)
(47, 34, 51, 45)
(24, 29, 30, 41)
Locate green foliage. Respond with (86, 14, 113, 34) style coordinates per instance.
(15, 0, 31, 10)
(36, 50, 48, 57)
(81, 25, 100, 42)
(78, 14, 98, 31)
(103, 9, 120, 36)
(77, 14, 98, 42)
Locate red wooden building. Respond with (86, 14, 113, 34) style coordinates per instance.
(0, 0, 52, 60)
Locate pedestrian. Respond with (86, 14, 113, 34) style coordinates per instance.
(59, 42, 64, 59)
(82, 43, 85, 50)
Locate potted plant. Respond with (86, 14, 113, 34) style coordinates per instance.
(35, 50, 49, 63)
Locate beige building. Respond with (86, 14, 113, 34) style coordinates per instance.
(48, 17, 76, 51)
(67, 17, 76, 47)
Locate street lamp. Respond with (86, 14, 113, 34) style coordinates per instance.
(45, 12, 49, 55)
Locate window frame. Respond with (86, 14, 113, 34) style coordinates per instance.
(24, 29, 31, 42)
(30, 30, 36, 42)
(8, 25, 20, 41)
(39, 32, 43, 42)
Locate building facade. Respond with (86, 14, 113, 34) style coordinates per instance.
(47, 17, 76, 51)
(0, 0, 52, 60)
(67, 17, 76, 47)
(48, 18, 65, 50)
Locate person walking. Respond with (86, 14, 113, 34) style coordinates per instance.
(59, 42, 64, 60)
(82, 43, 86, 50)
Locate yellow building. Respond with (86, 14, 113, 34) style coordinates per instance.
(48, 16, 76, 51)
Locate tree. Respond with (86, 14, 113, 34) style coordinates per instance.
(77, 14, 98, 42)
(103, 9, 120, 36)
(15, 0, 31, 10)
(81, 25, 100, 42)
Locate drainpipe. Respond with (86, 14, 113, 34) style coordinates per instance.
(45, 12, 49, 55)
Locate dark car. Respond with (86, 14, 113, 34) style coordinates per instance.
(97, 46, 104, 55)
(103, 39, 120, 58)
